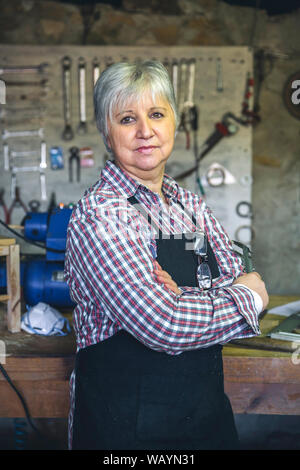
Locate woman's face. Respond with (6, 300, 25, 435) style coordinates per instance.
(106, 90, 176, 182)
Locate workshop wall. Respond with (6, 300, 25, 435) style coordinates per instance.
(0, 0, 299, 297)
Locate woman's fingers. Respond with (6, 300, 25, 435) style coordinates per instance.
(153, 262, 181, 294)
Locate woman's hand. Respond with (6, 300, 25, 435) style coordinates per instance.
(233, 271, 269, 310)
(154, 261, 181, 295)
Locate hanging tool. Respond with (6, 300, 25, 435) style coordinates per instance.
(0, 189, 9, 224)
(2, 128, 44, 140)
(175, 112, 239, 180)
(4, 78, 49, 88)
(190, 104, 205, 196)
(7, 187, 27, 225)
(0, 63, 48, 75)
(171, 59, 178, 104)
(8, 141, 47, 201)
(241, 71, 259, 125)
(178, 58, 196, 150)
(92, 57, 100, 85)
(216, 57, 223, 92)
(77, 57, 87, 135)
(68, 147, 80, 183)
(61, 56, 74, 141)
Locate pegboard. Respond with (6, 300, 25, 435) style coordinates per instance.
(0, 45, 253, 247)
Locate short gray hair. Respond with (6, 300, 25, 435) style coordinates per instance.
(93, 60, 179, 151)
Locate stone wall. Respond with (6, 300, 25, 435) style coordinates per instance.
(0, 0, 299, 294)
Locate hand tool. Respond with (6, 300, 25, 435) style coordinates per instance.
(61, 56, 74, 141)
(0, 63, 48, 75)
(0, 79, 5, 104)
(3, 143, 9, 171)
(7, 186, 28, 225)
(216, 57, 223, 92)
(0, 106, 46, 120)
(241, 71, 259, 125)
(171, 59, 178, 103)
(178, 59, 196, 150)
(178, 58, 188, 115)
(236, 201, 252, 218)
(190, 104, 205, 196)
(92, 57, 100, 85)
(77, 57, 88, 135)
(2, 128, 44, 140)
(4, 79, 49, 89)
(0, 189, 9, 224)
(68, 147, 80, 183)
(8, 141, 47, 201)
(175, 112, 239, 180)
(10, 167, 47, 201)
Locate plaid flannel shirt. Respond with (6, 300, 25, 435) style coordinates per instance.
(64, 159, 260, 448)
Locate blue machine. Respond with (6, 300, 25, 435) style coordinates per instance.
(0, 208, 74, 308)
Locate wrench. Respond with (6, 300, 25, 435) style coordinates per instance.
(61, 56, 74, 141)
(77, 57, 87, 135)
(10, 167, 47, 201)
(216, 57, 223, 92)
(4, 79, 49, 88)
(2, 128, 44, 139)
(92, 57, 100, 85)
(40, 141, 47, 169)
(172, 59, 178, 103)
(3, 143, 9, 171)
(0, 63, 49, 75)
(0, 106, 46, 119)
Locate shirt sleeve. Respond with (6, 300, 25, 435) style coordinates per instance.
(65, 209, 260, 354)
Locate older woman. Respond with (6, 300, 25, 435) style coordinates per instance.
(65, 60, 268, 450)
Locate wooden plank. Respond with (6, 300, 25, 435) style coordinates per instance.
(6, 244, 21, 333)
(0, 237, 16, 246)
(0, 356, 75, 381)
(224, 382, 300, 415)
(0, 380, 70, 418)
(0, 247, 9, 256)
(0, 295, 9, 302)
(223, 356, 300, 384)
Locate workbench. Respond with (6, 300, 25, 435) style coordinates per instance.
(0, 296, 299, 419)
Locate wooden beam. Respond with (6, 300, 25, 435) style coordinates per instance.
(6, 244, 21, 333)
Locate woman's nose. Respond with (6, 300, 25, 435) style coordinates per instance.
(136, 117, 153, 139)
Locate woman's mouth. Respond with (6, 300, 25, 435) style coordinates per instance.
(136, 146, 158, 155)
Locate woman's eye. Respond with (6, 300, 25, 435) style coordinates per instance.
(151, 112, 163, 119)
(120, 116, 135, 124)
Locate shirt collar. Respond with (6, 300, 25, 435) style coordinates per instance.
(100, 159, 179, 200)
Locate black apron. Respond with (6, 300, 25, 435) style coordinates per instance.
(72, 196, 239, 450)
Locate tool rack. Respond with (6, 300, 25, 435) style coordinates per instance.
(0, 45, 253, 245)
